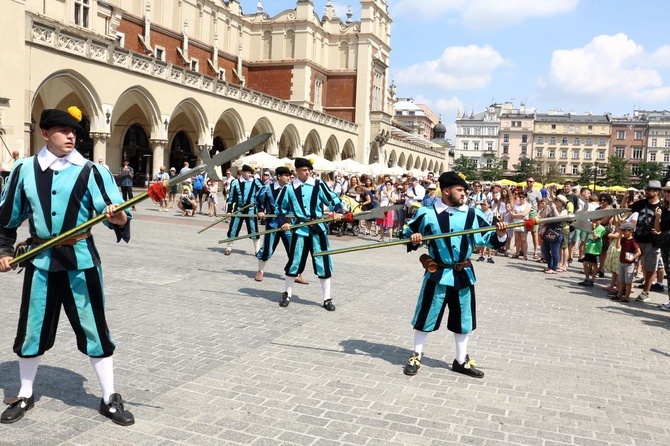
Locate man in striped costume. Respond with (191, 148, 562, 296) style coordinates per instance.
(402, 172, 508, 378)
(224, 164, 264, 255)
(254, 166, 307, 285)
(276, 157, 343, 310)
(0, 108, 134, 425)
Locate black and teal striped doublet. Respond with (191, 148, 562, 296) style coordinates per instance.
(0, 150, 131, 358)
(276, 178, 342, 278)
(256, 181, 291, 261)
(226, 177, 263, 240)
(403, 203, 502, 334)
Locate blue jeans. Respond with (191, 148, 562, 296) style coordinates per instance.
(542, 233, 563, 271)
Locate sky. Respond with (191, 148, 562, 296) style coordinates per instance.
(240, 0, 670, 140)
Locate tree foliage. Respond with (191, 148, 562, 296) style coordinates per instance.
(635, 161, 665, 188)
(480, 157, 505, 182)
(511, 157, 536, 183)
(602, 155, 630, 187)
(452, 156, 479, 181)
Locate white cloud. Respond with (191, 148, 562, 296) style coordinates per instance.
(544, 33, 670, 104)
(389, 0, 578, 30)
(394, 45, 507, 92)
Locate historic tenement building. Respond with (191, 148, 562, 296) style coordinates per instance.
(0, 0, 446, 184)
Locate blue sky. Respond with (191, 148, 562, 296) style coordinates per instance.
(240, 1, 670, 140)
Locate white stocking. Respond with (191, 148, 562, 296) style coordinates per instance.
(258, 259, 266, 272)
(18, 356, 41, 398)
(413, 330, 428, 358)
(90, 356, 115, 404)
(454, 333, 469, 364)
(285, 276, 295, 297)
(320, 278, 331, 301)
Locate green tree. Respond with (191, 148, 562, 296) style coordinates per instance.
(577, 164, 594, 187)
(535, 160, 564, 185)
(452, 156, 478, 181)
(511, 157, 536, 183)
(480, 157, 505, 182)
(603, 155, 630, 187)
(635, 161, 665, 188)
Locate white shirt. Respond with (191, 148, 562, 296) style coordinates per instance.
(405, 182, 425, 206)
(292, 176, 316, 189)
(37, 146, 86, 172)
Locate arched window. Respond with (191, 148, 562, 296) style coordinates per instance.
(263, 30, 272, 60)
(339, 42, 349, 69)
(122, 123, 150, 185)
(285, 30, 295, 59)
(169, 130, 193, 172)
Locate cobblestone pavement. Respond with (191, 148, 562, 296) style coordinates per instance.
(1, 204, 669, 445)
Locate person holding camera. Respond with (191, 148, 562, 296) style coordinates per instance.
(178, 186, 197, 217)
(117, 159, 136, 211)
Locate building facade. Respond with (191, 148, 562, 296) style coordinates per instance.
(610, 116, 647, 177)
(637, 110, 670, 176)
(0, 0, 446, 183)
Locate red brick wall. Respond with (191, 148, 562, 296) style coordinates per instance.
(324, 75, 356, 108)
(117, 19, 144, 54)
(246, 66, 293, 100)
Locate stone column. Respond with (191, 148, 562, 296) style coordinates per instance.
(90, 132, 110, 164)
(151, 139, 168, 172)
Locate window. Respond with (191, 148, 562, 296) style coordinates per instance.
(473, 141, 480, 151)
(635, 130, 643, 139)
(217, 68, 225, 81)
(536, 149, 543, 158)
(549, 150, 555, 159)
(511, 121, 520, 127)
(584, 151, 592, 160)
(550, 136, 556, 144)
(74, 0, 90, 28)
(572, 150, 579, 159)
(154, 46, 165, 61)
(588, 125, 593, 130)
(614, 146, 625, 157)
(487, 142, 493, 151)
(486, 159, 493, 168)
(502, 145, 509, 154)
(632, 165, 640, 176)
(537, 136, 544, 144)
(598, 138, 606, 146)
(572, 165, 579, 175)
(190, 59, 199, 71)
(521, 146, 527, 155)
(632, 147, 643, 159)
(651, 138, 658, 147)
(462, 141, 469, 150)
(551, 124, 556, 130)
(586, 137, 593, 145)
(372, 69, 383, 111)
(665, 153, 670, 163)
(617, 130, 626, 139)
(314, 79, 323, 111)
(522, 135, 528, 143)
(503, 134, 509, 142)
(598, 151, 605, 160)
(574, 137, 580, 145)
(502, 160, 508, 169)
(561, 149, 568, 159)
(560, 165, 566, 174)
(562, 137, 568, 144)
(650, 152, 657, 161)
(665, 139, 670, 147)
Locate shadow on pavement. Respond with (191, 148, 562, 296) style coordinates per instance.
(0, 362, 98, 408)
(238, 287, 322, 308)
(339, 339, 451, 369)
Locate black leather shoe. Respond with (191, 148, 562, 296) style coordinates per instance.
(279, 292, 291, 307)
(403, 352, 421, 376)
(452, 358, 484, 378)
(1, 395, 34, 424)
(323, 299, 336, 311)
(99, 393, 134, 426)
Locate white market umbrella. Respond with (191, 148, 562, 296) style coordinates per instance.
(233, 151, 283, 169)
(305, 154, 337, 171)
(366, 162, 385, 176)
(385, 165, 405, 176)
(335, 158, 367, 174)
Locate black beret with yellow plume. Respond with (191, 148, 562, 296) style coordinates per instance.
(39, 106, 84, 133)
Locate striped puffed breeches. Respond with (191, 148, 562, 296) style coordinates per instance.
(256, 229, 291, 262)
(411, 277, 476, 334)
(284, 231, 333, 279)
(227, 211, 259, 240)
(13, 263, 115, 358)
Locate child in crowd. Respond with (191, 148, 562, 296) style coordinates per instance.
(579, 218, 606, 287)
(610, 222, 641, 302)
(602, 216, 623, 293)
(476, 200, 496, 264)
